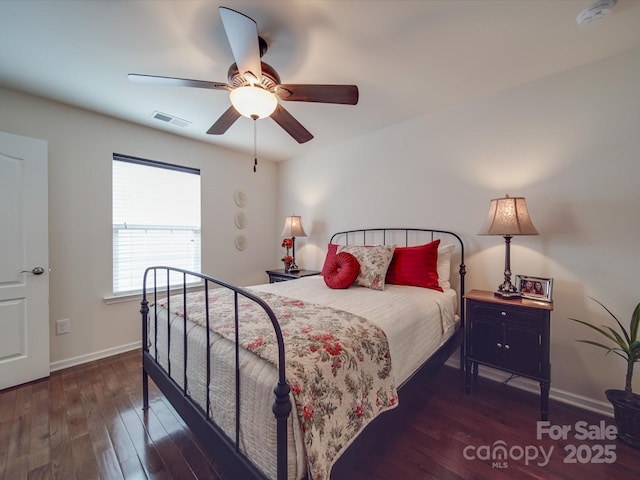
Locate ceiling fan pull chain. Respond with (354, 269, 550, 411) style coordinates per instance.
(252, 114, 258, 172)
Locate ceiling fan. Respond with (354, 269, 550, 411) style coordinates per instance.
(128, 6, 359, 144)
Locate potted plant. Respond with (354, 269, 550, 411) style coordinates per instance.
(569, 298, 640, 448)
(281, 238, 294, 272)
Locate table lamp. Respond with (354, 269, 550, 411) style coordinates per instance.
(281, 215, 307, 273)
(478, 195, 538, 298)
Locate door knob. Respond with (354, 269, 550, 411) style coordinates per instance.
(21, 267, 45, 275)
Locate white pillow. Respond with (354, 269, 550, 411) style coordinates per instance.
(437, 244, 455, 290)
(338, 244, 396, 291)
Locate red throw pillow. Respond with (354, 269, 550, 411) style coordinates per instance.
(385, 240, 443, 291)
(321, 243, 339, 276)
(324, 252, 360, 289)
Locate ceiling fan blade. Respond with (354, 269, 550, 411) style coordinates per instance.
(128, 74, 231, 91)
(270, 104, 313, 144)
(206, 106, 241, 135)
(219, 7, 262, 84)
(275, 84, 359, 105)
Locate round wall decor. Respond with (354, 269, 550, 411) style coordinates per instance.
(234, 233, 247, 251)
(234, 189, 247, 207)
(234, 211, 247, 229)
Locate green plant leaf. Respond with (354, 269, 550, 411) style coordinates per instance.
(568, 317, 622, 347)
(576, 340, 628, 361)
(631, 303, 640, 343)
(570, 299, 639, 397)
(589, 296, 632, 346)
(576, 339, 616, 353)
(602, 325, 628, 350)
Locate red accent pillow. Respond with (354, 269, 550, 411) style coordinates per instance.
(385, 239, 443, 291)
(323, 252, 360, 289)
(321, 243, 339, 276)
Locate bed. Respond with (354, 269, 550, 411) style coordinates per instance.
(140, 228, 466, 480)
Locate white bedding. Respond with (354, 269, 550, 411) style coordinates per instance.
(252, 276, 458, 385)
(148, 277, 458, 480)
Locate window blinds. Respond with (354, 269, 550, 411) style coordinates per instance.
(112, 154, 201, 295)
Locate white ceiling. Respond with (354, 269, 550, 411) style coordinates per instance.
(1, 0, 640, 162)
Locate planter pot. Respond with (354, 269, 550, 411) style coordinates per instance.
(606, 389, 640, 449)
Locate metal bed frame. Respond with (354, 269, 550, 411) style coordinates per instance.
(140, 228, 465, 480)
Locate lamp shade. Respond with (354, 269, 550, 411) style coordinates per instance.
(478, 195, 538, 236)
(281, 215, 307, 237)
(230, 85, 278, 119)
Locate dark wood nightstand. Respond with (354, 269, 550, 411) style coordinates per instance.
(266, 269, 321, 283)
(464, 289, 553, 420)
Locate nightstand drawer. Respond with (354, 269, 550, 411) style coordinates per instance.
(266, 269, 320, 283)
(471, 302, 544, 326)
(270, 276, 290, 283)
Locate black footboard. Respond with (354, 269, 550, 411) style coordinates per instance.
(140, 267, 290, 480)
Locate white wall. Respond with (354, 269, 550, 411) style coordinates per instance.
(278, 47, 640, 411)
(1, 43, 638, 410)
(0, 86, 279, 366)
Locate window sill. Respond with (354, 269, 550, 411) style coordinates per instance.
(103, 283, 205, 305)
(103, 292, 143, 305)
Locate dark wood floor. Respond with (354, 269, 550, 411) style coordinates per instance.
(1, 349, 639, 479)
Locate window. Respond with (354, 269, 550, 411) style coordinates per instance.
(112, 154, 201, 295)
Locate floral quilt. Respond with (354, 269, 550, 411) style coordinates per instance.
(159, 289, 398, 480)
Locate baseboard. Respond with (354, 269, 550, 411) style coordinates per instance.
(445, 357, 614, 418)
(50, 341, 141, 372)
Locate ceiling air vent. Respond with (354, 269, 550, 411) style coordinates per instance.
(150, 111, 191, 128)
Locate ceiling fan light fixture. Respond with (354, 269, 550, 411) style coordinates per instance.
(230, 85, 277, 119)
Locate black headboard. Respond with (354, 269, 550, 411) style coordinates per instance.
(329, 227, 466, 321)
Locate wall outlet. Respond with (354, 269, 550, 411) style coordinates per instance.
(56, 318, 70, 335)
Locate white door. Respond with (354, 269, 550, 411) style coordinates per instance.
(0, 132, 49, 390)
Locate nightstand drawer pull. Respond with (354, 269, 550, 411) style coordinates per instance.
(504, 344, 510, 350)
(497, 342, 502, 348)
(501, 311, 507, 316)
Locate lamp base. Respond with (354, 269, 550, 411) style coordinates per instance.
(494, 281, 521, 299)
(494, 290, 522, 299)
(288, 261, 300, 273)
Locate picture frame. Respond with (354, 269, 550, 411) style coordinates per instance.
(515, 274, 553, 302)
